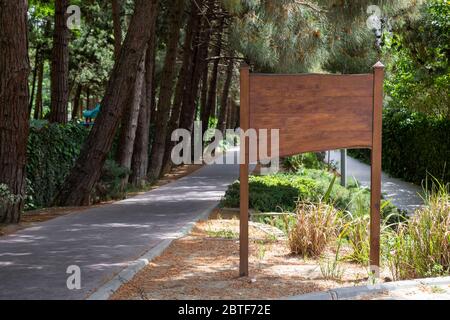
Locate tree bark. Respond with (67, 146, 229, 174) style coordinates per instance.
(217, 58, 234, 133)
(49, 0, 70, 124)
(179, 12, 211, 133)
(200, 62, 209, 128)
(29, 46, 40, 115)
(54, 0, 159, 206)
(130, 0, 159, 187)
(129, 32, 157, 187)
(111, 0, 122, 60)
(33, 59, 44, 120)
(116, 51, 146, 187)
(0, 0, 30, 223)
(86, 87, 92, 110)
(148, 0, 185, 180)
(226, 96, 234, 129)
(202, 17, 224, 135)
(161, 1, 202, 175)
(71, 84, 82, 120)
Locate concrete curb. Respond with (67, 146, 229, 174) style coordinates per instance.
(285, 276, 450, 300)
(86, 202, 217, 300)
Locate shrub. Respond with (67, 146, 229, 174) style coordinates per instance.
(349, 108, 450, 185)
(26, 121, 89, 209)
(221, 173, 319, 212)
(92, 160, 131, 203)
(283, 152, 324, 172)
(0, 184, 21, 213)
(221, 169, 401, 220)
(288, 202, 340, 257)
(383, 182, 450, 280)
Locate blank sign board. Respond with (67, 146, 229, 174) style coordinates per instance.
(249, 74, 374, 158)
(239, 62, 385, 277)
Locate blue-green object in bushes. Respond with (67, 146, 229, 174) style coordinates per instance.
(83, 103, 101, 119)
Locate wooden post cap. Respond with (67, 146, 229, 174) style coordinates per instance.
(373, 61, 385, 69)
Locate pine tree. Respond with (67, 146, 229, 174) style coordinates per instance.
(149, 0, 186, 180)
(55, 0, 159, 206)
(0, 0, 30, 223)
(49, 0, 70, 123)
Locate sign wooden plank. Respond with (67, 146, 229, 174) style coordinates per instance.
(370, 62, 385, 275)
(249, 74, 374, 158)
(239, 63, 385, 278)
(239, 65, 250, 277)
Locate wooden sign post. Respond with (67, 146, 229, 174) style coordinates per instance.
(239, 62, 384, 277)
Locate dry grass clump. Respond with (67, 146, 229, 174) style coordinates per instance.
(288, 202, 340, 257)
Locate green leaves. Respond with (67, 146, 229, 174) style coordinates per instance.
(26, 121, 89, 209)
(349, 109, 450, 185)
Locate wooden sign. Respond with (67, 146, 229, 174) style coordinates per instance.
(239, 62, 384, 277)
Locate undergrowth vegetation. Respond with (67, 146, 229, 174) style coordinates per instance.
(382, 180, 450, 280)
(26, 121, 140, 209)
(222, 152, 449, 281)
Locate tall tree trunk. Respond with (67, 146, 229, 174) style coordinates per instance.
(232, 99, 239, 129)
(179, 12, 211, 133)
(130, 0, 159, 187)
(49, 0, 69, 124)
(200, 62, 209, 128)
(0, 0, 30, 223)
(202, 17, 224, 135)
(148, 0, 185, 180)
(116, 51, 146, 187)
(86, 87, 90, 110)
(226, 96, 234, 129)
(217, 58, 233, 133)
(161, 1, 202, 174)
(111, 0, 122, 60)
(29, 46, 40, 114)
(71, 84, 82, 120)
(33, 59, 44, 120)
(55, 0, 158, 206)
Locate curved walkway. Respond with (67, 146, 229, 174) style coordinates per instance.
(328, 150, 423, 213)
(0, 151, 240, 300)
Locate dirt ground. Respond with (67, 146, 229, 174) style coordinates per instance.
(111, 215, 377, 300)
(0, 164, 202, 237)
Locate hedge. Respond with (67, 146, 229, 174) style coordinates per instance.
(221, 169, 402, 224)
(26, 121, 89, 209)
(349, 108, 450, 185)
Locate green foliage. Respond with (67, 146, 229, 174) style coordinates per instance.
(283, 152, 324, 172)
(222, 173, 317, 212)
(0, 184, 21, 212)
(320, 238, 345, 281)
(384, 0, 449, 117)
(26, 121, 132, 209)
(349, 108, 450, 185)
(206, 229, 239, 239)
(382, 180, 450, 280)
(221, 168, 400, 218)
(229, 1, 326, 73)
(92, 160, 131, 203)
(26, 121, 89, 209)
(69, 2, 115, 97)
